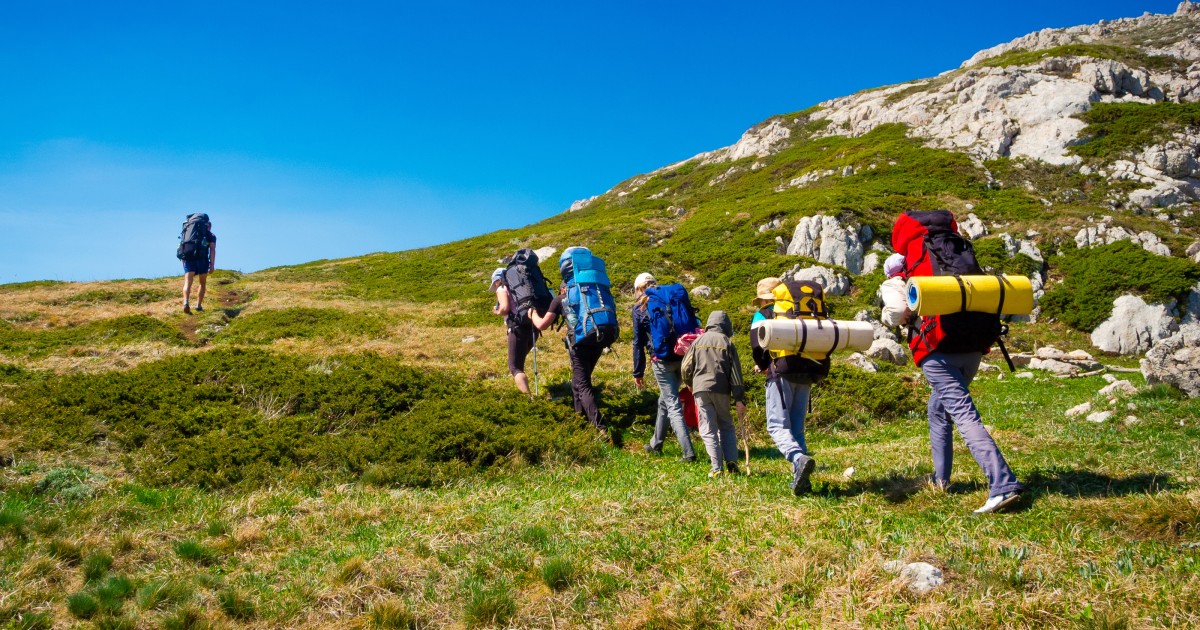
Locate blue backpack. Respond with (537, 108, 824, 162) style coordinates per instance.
(643, 283, 700, 361)
(560, 248, 619, 348)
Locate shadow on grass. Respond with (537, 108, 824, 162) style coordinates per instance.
(1021, 468, 1176, 499)
(819, 473, 947, 504)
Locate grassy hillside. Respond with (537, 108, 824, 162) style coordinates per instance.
(3, 71, 1200, 628)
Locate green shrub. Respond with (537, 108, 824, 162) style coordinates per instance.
(0, 315, 188, 358)
(1040, 241, 1200, 331)
(35, 466, 103, 502)
(808, 366, 925, 430)
(973, 44, 1182, 73)
(1072, 102, 1200, 162)
(216, 307, 390, 344)
(46, 288, 175, 306)
(972, 237, 1044, 276)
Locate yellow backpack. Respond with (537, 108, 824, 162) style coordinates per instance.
(766, 280, 832, 379)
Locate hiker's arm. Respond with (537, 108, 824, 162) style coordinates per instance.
(728, 344, 745, 402)
(631, 307, 647, 382)
(880, 278, 912, 328)
(529, 307, 556, 331)
(208, 242, 216, 273)
(749, 314, 772, 373)
(494, 289, 511, 316)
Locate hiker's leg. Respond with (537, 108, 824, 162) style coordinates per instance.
(570, 345, 604, 429)
(765, 377, 805, 463)
(508, 325, 534, 395)
(787, 381, 811, 456)
(653, 360, 694, 459)
(923, 352, 1021, 496)
(713, 393, 739, 468)
(196, 273, 208, 307)
(693, 391, 723, 470)
(182, 271, 194, 304)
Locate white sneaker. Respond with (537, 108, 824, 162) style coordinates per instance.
(974, 491, 1021, 514)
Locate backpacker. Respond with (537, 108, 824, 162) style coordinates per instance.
(559, 248, 619, 348)
(643, 283, 701, 361)
(891, 209, 1004, 365)
(760, 280, 831, 383)
(502, 248, 554, 327)
(176, 213, 210, 260)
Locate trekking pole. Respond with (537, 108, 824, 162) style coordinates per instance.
(743, 400, 755, 476)
(532, 344, 539, 397)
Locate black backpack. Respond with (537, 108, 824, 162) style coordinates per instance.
(502, 248, 554, 326)
(176, 213, 210, 260)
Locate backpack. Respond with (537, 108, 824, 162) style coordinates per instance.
(502, 248, 554, 327)
(559, 248, 619, 348)
(643, 283, 701, 362)
(176, 213, 210, 260)
(760, 280, 832, 383)
(891, 210, 1004, 365)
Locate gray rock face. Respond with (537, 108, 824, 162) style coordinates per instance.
(1091, 295, 1181, 355)
(533, 246, 558, 263)
(1030, 357, 1082, 376)
(1185, 282, 1200, 324)
(786, 215, 865, 275)
(784, 265, 853, 296)
(691, 285, 712, 299)
(1099, 380, 1138, 397)
(854, 310, 897, 342)
(1141, 323, 1200, 397)
(1075, 223, 1173, 256)
(899, 562, 944, 596)
(1187, 241, 1200, 264)
(866, 339, 908, 365)
(845, 353, 879, 373)
(959, 213, 988, 240)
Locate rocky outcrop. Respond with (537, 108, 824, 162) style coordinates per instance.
(1074, 222, 1173, 256)
(959, 213, 988, 239)
(1141, 322, 1200, 397)
(783, 265, 852, 296)
(866, 339, 908, 366)
(1091, 295, 1180, 355)
(785, 215, 866, 275)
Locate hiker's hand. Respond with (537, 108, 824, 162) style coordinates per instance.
(634, 377, 644, 389)
(735, 401, 746, 421)
(900, 308, 915, 327)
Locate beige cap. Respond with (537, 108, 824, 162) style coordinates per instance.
(753, 277, 781, 305)
(634, 272, 656, 291)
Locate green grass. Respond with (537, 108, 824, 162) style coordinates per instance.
(215, 306, 390, 344)
(43, 287, 175, 306)
(0, 315, 189, 358)
(1072, 102, 1200, 162)
(972, 43, 1184, 73)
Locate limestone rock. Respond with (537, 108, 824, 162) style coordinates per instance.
(866, 339, 908, 366)
(533, 246, 558, 263)
(785, 265, 852, 296)
(1187, 241, 1200, 264)
(1030, 357, 1082, 376)
(854, 310, 897, 342)
(845, 352, 879, 373)
(959, 213, 988, 239)
(691, 285, 713, 299)
(899, 562, 944, 596)
(1141, 322, 1200, 397)
(1087, 411, 1114, 423)
(786, 215, 865, 275)
(1091, 295, 1180, 355)
(1184, 282, 1200, 325)
(1015, 372, 1036, 379)
(1075, 223, 1174, 256)
(1065, 401, 1093, 417)
(1098, 380, 1138, 397)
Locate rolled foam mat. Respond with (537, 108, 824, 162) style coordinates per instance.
(905, 275, 1035, 316)
(754, 319, 875, 358)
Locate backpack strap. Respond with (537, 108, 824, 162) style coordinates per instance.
(954, 275, 968, 312)
(997, 323, 1015, 372)
(830, 320, 841, 352)
(995, 274, 1006, 316)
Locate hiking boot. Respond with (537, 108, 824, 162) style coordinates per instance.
(183, 303, 191, 314)
(707, 469, 723, 479)
(974, 491, 1021, 514)
(680, 455, 697, 463)
(195, 304, 204, 312)
(726, 461, 740, 476)
(644, 444, 662, 456)
(790, 454, 816, 496)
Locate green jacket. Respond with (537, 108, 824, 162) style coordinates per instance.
(681, 310, 745, 401)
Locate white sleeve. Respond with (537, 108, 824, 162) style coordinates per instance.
(880, 278, 909, 328)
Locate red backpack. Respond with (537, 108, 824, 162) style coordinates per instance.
(891, 210, 1004, 366)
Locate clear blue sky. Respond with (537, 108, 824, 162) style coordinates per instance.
(0, 0, 1181, 283)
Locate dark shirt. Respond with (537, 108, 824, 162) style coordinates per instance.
(631, 304, 650, 378)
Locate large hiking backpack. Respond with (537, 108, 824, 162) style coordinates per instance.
(559, 248, 619, 348)
(176, 213, 210, 260)
(643, 283, 701, 362)
(892, 209, 1003, 365)
(760, 280, 832, 383)
(502, 248, 554, 326)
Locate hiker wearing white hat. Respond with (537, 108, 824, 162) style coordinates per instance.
(631, 272, 699, 462)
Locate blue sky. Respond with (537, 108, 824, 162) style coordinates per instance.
(0, 0, 1182, 283)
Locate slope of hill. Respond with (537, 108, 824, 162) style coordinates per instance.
(2, 5, 1200, 629)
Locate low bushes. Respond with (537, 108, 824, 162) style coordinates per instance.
(1040, 241, 1200, 332)
(1, 349, 603, 489)
(0, 315, 188, 358)
(215, 307, 390, 344)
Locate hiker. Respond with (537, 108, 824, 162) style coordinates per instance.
(529, 247, 620, 433)
(749, 277, 828, 495)
(631, 272, 699, 462)
(890, 210, 1023, 513)
(681, 310, 745, 477)
(177, 213, 216, 314)
(879, 253, 911, 329)
(491, 267, 536, 395)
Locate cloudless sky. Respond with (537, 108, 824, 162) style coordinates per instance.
(0, 0, 1183, 283)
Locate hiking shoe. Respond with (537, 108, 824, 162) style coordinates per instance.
(195, 304, 204, 312)
(974, 491, 1021, 514)
(708, 469, 723, 479)
(790, 455, 816, 496)
(726, 461, 740, 476)
(680, 455, 697, 463)
(644, 444, 662, 456)
(183, 304, 191, 314)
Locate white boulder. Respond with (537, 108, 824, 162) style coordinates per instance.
(786, 215, 865, 275)
(785, 265, 853, 296)
(1141, 322, 1200, 398)
(1091, 295, 1180, 355)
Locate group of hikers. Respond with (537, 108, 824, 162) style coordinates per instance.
(489, 209, 1024, 515)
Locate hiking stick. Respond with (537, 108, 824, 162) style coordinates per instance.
(532, 344, 539, 397)
(742, 400, 754, 476)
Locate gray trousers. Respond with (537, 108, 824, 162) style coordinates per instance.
(649, 359, 695, 458)
(765, 376, 810, 463)
(694, 391, 739, 471)
(921, 351, 1022, 497)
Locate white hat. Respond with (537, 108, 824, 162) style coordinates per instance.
(884, 253, 906, 278)
(489, 267, 505, 289)
(634, 272, 656, 291)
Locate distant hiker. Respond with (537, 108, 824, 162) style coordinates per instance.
(176, 212, 216, 314)
(681, 310, 746, 477)
(529, 247, 619, 434)
(491, 263, 538, 396)
(632, 272, 701, 462)
(879, 253, 911, 329)
(890, 210, 1023, 514)
(749, 277, 830, 495)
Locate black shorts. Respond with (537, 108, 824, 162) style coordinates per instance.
(507, 322, 536, 375)
(182, 257, 210, 274)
